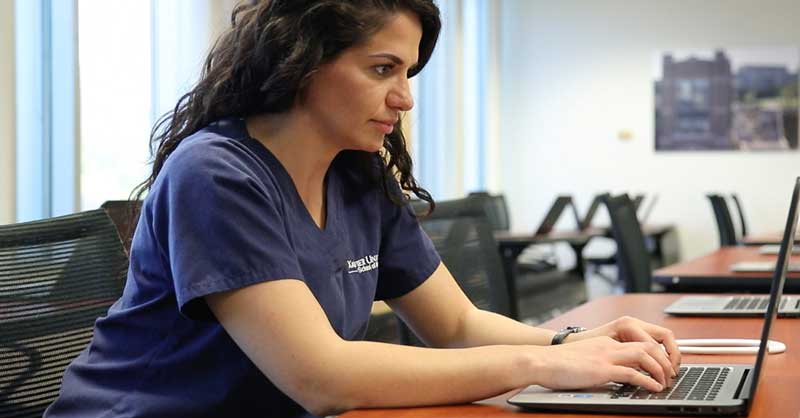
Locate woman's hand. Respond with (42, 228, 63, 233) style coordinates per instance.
(533, 335, 673, 393)
(559, 316, 681, 388)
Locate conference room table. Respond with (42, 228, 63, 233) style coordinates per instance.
(344, 294, 799, 418)
(494, 228, 601, 318)
(495, 224, 675, 277)
(653, 246, 800, 293)
(495, 224, 676, 317)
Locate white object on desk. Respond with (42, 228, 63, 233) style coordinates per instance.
(729, 261, 800, 272)
(676, 338, 786, 355)
(758, 244, 800, 254)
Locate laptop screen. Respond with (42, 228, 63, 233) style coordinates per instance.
(746, 177, 800, 409)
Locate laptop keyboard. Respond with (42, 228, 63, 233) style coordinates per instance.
(723, 296, 787, 311)
(611, 367, 730, 401)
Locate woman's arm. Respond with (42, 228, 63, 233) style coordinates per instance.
(207, 279, 534, 416)
(387, 262, 560, 347)
(207, 273, 673, 416)
(389, 263, 680, 382)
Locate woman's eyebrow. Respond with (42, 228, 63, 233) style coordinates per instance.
(368, 52, 417, 68)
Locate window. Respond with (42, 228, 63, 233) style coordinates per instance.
(78, 0, 216, 210)
(412, 0, 497, 200)
(13, 0, 228, 220)
(15, 0, 78, 221)
(78, 0, 152, 210)
(676, 78, 710, 111)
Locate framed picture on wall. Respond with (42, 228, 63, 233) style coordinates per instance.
(654, 47, 799, 151)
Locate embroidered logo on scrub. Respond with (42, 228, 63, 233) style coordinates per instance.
(346, 254, 379, 274)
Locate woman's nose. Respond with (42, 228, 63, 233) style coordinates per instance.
(388, 80, 414, 111)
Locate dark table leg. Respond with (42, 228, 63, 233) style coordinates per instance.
(568, 241, 589, 278)
(498, 244, 525, 320)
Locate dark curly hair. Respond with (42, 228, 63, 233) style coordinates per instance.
(131, 0, 440, 217)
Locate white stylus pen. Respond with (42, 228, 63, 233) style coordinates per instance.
(675, 339, 786, 354)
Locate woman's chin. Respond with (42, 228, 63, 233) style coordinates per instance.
(359, 139, 386, 153)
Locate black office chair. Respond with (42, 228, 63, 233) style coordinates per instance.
(602, 194, 654, 293)
(582, 192, 618, 269)
(401, 197, 511, 346)
(0, 210, 128, 418)
(731, 194, 749, 239)
(707, 194, 738, 247)
(467, 191, 510, 232)
(101, 200, 143, 255)
(631, 194, 646, 213)
(469, 192, 561, 276)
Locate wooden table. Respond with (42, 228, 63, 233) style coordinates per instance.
(653, 246, 800, 292)
(342, 294, 800, 418)
(495, 224, 676, 317)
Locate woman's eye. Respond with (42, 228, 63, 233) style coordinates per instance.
(374, 65, 393, 75)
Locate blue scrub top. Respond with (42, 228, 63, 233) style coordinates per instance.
(44, 118, 441, 418)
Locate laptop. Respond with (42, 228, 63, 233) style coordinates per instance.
(509, 176, 799, 416)
(535, 196, 580, 236)
(664, 294, 800, 317)
(758, 244, 800, 254)
(578, 193, 610, 230)
(730, 261, 800, 272)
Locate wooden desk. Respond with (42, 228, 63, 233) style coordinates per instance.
(342, 294, 799, 418)
(653, 246, 800, 292)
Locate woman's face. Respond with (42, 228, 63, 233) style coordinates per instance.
(299, 10, 422, 153)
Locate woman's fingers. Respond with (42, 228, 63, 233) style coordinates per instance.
(612, 342, 668, 388)
(646, 342, 676, 386)
(642, 324, 682, 373)
(618, 318, 681, 377)
(622, 331, 675, 386)
(609, 366, 663, 393)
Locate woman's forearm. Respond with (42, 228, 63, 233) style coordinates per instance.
(312, 340, 540, 415)
(447, 307, 560, 348)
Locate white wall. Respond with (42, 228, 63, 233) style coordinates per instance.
(498, 0, 800, 260)
(0, 0, 15, 224)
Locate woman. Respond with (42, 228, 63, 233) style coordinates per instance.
(45, 1, 680, 417)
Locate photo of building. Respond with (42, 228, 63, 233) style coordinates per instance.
(655, 48, 799, 151)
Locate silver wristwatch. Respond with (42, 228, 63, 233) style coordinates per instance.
(551, 326, 587, 345)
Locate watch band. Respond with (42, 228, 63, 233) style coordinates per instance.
(551, 326, 587, 345)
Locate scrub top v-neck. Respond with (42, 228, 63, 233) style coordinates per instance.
(241, 132, 344, 264)
(43, 117, 441, 418)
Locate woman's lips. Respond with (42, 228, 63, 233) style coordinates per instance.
(371, 120, 395, 134)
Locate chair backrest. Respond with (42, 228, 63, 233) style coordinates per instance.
(602, 194, 652, 293)
(101, 200, 142, 255)
(706, 194, 738, 247)
(579, 192, 610, 230)
(535, 195, 578, 235)
(639, 194, 659, 224)
(402, 197, 510, 345)
(730, 193, 749, 238)
(631, 194, 646, 212)
(0, 210, 128, 418)
(467, 191, 510, 232)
